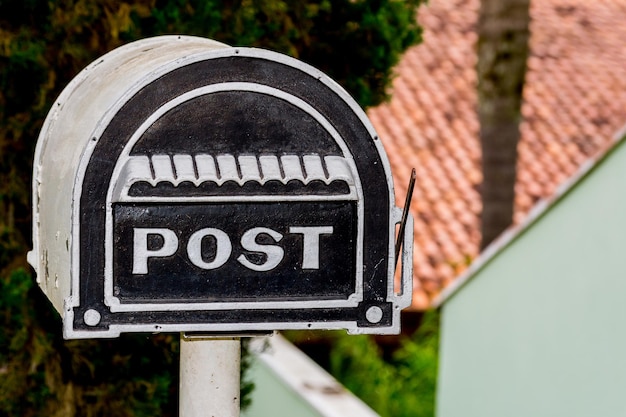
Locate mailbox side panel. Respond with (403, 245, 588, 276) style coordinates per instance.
(30, 36, 229, 315)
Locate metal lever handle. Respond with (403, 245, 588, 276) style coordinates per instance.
(395, 168, 416, 270)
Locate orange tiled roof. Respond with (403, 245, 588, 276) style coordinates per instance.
(368, 0, 626, 310)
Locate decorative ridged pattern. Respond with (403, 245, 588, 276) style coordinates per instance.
(121, 153, 355, 188)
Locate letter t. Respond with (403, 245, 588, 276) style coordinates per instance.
(289, 226, 333, 269)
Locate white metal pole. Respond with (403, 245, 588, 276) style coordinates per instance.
(179, 335, 241, 417)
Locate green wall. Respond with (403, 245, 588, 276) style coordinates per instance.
(243, 360, 322, 417)
(437, 139, 626, 417)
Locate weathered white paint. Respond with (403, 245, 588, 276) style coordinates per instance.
(437, 133, 626, 417)
(180, 336, 241, 417)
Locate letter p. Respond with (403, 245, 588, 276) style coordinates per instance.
(132, 228, 179, 274)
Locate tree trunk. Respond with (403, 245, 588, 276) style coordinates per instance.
(477, 0, 531, 249)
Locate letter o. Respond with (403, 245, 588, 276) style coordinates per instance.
(187, 228, 232, 270)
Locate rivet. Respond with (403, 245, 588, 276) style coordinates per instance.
(84, 309, 101, 326)
(365, 306, 383, 324)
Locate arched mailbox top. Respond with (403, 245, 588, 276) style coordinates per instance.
(29, 36, 413, 339)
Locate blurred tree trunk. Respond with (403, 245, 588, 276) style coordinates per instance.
(477, 0, 531, 249)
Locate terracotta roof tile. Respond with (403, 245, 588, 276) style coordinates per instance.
(369, 0, 626, 310)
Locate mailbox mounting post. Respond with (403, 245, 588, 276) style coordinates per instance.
(179, 335, 241, 417)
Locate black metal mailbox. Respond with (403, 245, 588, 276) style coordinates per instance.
(29, 36, 413, 338)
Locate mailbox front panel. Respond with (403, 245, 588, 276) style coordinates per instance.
(55, 43, 412, 338)
(112, 201, 357, 305)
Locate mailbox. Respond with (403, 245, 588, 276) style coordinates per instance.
(29, 36, 413, 338)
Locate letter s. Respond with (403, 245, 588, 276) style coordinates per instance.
(237, 227, 284, 271)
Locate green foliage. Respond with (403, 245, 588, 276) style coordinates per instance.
(330, 310, 440, 417)
(0, 0, 423, 414)
(240, 338, 256, 410)
(129, 0, 423, 107)
(0, 268, 179, 416)
(0, 268, 52, 416)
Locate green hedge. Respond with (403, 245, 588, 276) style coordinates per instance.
(330, 311, 440, 417)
